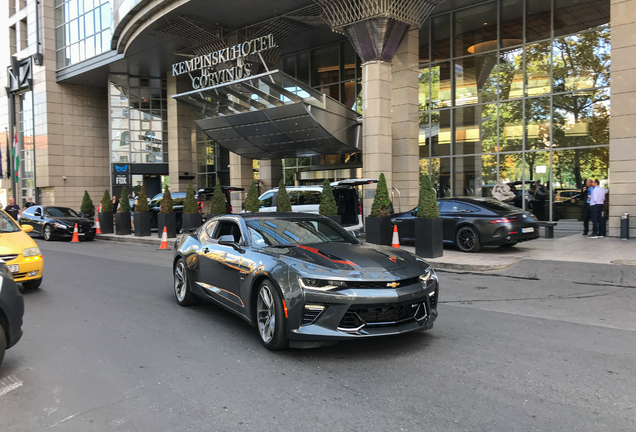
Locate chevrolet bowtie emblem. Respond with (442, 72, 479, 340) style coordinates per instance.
(386, 282, 400, 288)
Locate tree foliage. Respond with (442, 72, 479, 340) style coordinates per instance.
(276, 179, 292, 212)
(370, 173, 391, 217)
(244, 180, 260, 213)
(160, 185, 173, 213)
(209, 182, 227, 215)
(101, 189, 112, 212)
(118, 186, 130, 213)
(183, 182, 199, 214)
(417, 175, 439, 218)
(318, 178, 337, 216)
(136, 185, 149, 213)
(80, 191, 93, 212)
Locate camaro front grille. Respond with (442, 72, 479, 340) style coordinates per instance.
(0, 254, 18, 262)
(429, 290, 438, 310)
(338, 300, 428, 330)
(346, 276, 421, 289)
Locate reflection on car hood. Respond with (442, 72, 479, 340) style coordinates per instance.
(264, 242, 428, 281)
(0, 231, 37, 255)
(54, 217, 91, 226)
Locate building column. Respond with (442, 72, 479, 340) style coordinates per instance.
(609, 0, 636, 238)
(259, 159, 282, 191)
(361, 61, 393, 217)
(391, 28, 420, 213)
(167, 75, 195, 193)
(229, 152, 253, 212)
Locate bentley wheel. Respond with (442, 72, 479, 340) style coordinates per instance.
(43, 225, 53, 241)
(256, 280, 287, 350)
(456, 226, 482, 253)
(174, 258, 198, 306)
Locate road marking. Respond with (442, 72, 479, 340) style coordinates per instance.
(0, 374, 23, 397)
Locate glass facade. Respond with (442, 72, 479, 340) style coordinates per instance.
(109, 75, 168, 164)
(55, 0, 113, 69)
(195, 115, 230, 190)
(418, 0, 610, 221)
(18, 91, 36, 205)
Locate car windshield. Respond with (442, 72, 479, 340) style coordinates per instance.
(245, 217, 358, 248)
(477, 200, 520, 212)
(0, 211, 21, 233)
(45, 207, 80, 218)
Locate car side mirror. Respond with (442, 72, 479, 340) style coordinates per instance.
(22, 225, 34, 233)
(218, 234, 237, 246)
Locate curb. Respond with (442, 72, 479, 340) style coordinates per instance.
(96, 234, 176, 247)
(429, 260, 519, 272)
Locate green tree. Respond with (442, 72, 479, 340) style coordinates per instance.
(209, 182, 226, 215)
(118, 186, 130, 213)
(417, 175, 439, 218)
(80, 191, 93, 213)
(276, 179, 292, 212)
(160, 185, 173, 213)
(101, 189, 112, 212)
(244, 180, 260, 213)
(318, 178, 337, 216)
(183, 182, 199, 214)
(370, 173, 391, 217)
(136, 185, 149, 213)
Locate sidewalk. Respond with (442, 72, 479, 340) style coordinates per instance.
(96, 232, 176, 247)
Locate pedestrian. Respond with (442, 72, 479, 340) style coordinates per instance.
(24, 197, 35, 208)
(112, 195, 119, 212)
(580, 179, 593, 235)
(588, 179, 606, 239)
(5, 197, 21, 221)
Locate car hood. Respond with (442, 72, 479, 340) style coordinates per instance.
(0, 231, 37, 255)
(263, 242, 429, 281)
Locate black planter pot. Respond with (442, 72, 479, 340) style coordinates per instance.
(182, 213, 203, 230)
(326, 215, 342, 225)
(365, 216, 393, 246)
(134, 212, 151, 237)
(414, 218, 443, 258)
(158, 213, 177, 238)
(98, 212, 113, 234)
(115, 212, 132, 235)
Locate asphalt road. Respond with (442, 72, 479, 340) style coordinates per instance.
(1, 239, 635, 431)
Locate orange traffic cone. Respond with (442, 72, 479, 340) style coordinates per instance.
(95, 217, 102, 234)
(71, 223, 80, 243)
(391, 224, 400, 248)
(159, 226, 169, 250)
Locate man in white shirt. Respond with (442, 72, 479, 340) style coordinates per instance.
(588, 179, 607, 238)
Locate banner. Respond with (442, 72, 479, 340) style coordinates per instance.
(12, 132, 19, 183)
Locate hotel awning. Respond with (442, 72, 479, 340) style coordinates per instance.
(173, 70, 361, 159)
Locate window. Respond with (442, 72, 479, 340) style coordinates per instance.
(298, 191, 321, 205)
(20, 19, 27, 50)
(259, 192, 274, 208)
(215, 221, 242, 243)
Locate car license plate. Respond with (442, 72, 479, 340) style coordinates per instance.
(521, 227, 534, 233)
(8, 264, 18, 273)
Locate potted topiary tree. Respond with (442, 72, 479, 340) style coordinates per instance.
(115, 186, 132, 235)
(205, 181, 227, 221)
(158, 185, 176, 238)
(243, 180, 260, 213)
(365, 173, 392, 245)
(415, 175, 443, 258)
(98, 189, 114, 234)
(319, 178, 340, 224)
(134, 184, 151, 237)
(182, 182, 202, 229)
(276, 179, 292, 212)
(80, 191, 94, 220)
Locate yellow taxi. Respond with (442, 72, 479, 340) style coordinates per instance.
(0, 209, 43, 289)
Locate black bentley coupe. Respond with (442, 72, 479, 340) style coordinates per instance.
(20, 206, 96, 241)
(173, 213, 439, 350)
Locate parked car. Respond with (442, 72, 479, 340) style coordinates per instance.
(196, 186, 244, 214)
(20, 206, 96, 242)
(256, 179, 378, 232)
(173, 213, 439, 349)
(554, 189, 581, 203)
(391, 197, 540, 252)
(0, 259, 24, 366)
(0, 209, 44, 289)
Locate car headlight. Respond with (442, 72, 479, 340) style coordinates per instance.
(419, 266, 435, 285)
(23, 246, 42, 257)
(299, 277, 347, 292)
(54, 222, 68, 229)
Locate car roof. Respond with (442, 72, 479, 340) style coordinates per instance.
(439, 197, 503, 204)
(216, 212, 328, 220)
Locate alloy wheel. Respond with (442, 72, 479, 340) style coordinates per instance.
(257, 285, 275, 344)
(174, 261, 187, 302)
(43, 225, 52, 241)
(457, 227, 477, 252)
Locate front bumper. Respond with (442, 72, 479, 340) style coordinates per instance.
(287, 277, 439, 341)
(54, 226, 96, 239)
(5, 255, 43, 283)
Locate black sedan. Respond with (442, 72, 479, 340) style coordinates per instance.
(173, 213, 439, 350)
(20, 206, 96, 241)
(0, 260, 24, 366)
(392, 198, 540, 252)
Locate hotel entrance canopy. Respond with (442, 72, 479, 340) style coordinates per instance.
(173, 70, 361, 159)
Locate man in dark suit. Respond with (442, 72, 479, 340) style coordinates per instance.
(579, 179, 593, 235)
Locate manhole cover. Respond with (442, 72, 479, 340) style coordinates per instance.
(610, 260, 636, 266)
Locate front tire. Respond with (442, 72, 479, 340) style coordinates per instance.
(256, 280, 288, 350)
(43, 224, 53, 241)
(174, 258, 198, 306)
(22, 278, 42, 290)
(456, 226, 482, 253)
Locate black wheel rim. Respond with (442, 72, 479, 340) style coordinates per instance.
(457, 228, 476, 251)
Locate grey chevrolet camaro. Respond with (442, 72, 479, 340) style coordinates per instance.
(173, 213, 439, 349)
